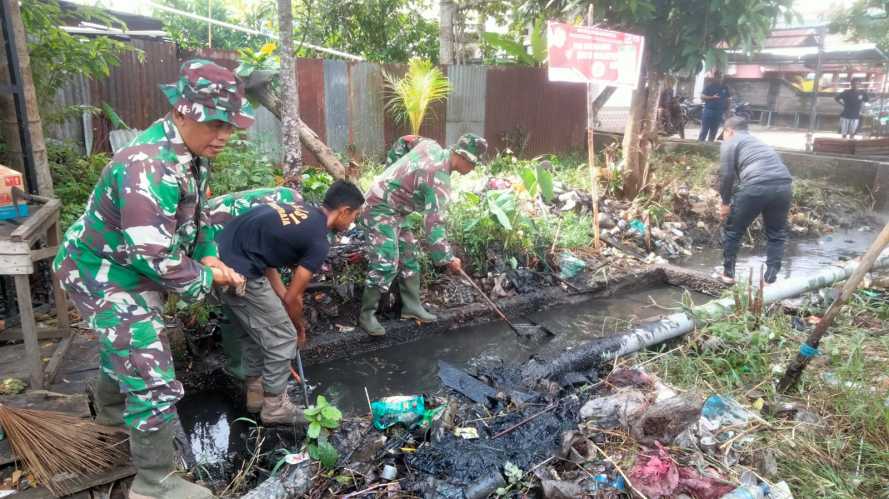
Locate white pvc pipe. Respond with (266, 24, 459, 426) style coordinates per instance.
(522, 250, 889, 383)
(607, 250, 889, 361)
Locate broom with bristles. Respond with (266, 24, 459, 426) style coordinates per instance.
(0, 404, 129, 497)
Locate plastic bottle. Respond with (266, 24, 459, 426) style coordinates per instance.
(721, 483, 770, 499)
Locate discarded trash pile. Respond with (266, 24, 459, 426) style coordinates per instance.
(253, 361, 798, 498)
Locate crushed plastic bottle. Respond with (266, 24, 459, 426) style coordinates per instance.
(721, 483, 770, 499)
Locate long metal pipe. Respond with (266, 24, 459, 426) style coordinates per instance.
(521, 250, 889, 384)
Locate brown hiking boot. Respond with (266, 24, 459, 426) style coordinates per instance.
(245, 376, 263, 413)
(260, 392, 307, 426)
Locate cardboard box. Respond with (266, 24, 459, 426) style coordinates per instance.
(0, 165, 28, 220)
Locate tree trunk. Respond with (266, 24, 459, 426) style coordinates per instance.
(439, 0, 456, 65)
(620, 47, 660, 199)
(0, 0, 53, 196)
(277, 0, 302, 188)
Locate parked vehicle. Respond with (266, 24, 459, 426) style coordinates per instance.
(658, 97, 689, 139)
(680, 96, 702, 124)
(729, 98, 752, 120)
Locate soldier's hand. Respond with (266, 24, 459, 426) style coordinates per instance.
(210, 265, 246, 290)
(447, 257, 463, 274)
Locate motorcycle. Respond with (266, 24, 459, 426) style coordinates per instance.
(680, 96, 703, 124)
(658, 98, 689, 139)
(729, 98, 752, 120)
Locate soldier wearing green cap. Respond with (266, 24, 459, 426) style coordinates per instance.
(359, 133, 488, 337)
(53, 59, 254, 499)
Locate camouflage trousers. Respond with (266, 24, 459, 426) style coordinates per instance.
(362, 204, 421, 292)
(54, 244, 183, 432)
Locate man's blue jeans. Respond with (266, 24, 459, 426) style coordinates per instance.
(699, 109, 723, 142)
(723, 182, 792, 282)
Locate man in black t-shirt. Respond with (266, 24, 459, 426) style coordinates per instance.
(835, 79, 870, 139)
(216, 180, 364, 425)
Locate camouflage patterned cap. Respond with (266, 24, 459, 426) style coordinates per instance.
(451, 133, 488, 166)
(160, 59, 255, 129)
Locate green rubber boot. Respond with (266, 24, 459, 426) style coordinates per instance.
(359, 287, 386, 336)
(93, 371, 125, 428)
(128, 421, 215, 499)
(399, 275, 437, 322)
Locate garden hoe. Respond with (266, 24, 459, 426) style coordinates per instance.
(457, 268, 553, 337)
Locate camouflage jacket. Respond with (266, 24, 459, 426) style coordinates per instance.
(366, 139, 454, 264)
(55, 115, 217, 303)
(385, 135, 425, 167)
(204, 186, 301, 245)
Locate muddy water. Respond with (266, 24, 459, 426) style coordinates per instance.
(681, 227, 875, 279)
(180, 228, 877, 465)
(309, 285, 705, 416)
(179, 285, 701, 463)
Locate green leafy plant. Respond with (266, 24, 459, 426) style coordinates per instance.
(495, 461, 531, 496)
(210, 133, 280, 196)
(48, 143, 108, 231)
(483, 16, 547, 66)
(101, 102, 130, 130)
(22, 0, 135, 121)
(518, 163, 554, 203)
(301, 169, 334, 203)
(236, 41, 280, 79)
(383, 58, 451, 136)
(304, 395, 342, 469)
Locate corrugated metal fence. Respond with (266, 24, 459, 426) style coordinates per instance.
(48, 42, 590, 161)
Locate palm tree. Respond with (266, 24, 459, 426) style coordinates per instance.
(383, 58, 452, 136)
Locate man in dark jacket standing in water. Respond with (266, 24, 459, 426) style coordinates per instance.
(718, 117, 793, 284)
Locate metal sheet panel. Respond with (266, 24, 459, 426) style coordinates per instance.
(484, 66, 587, 157)
(446, 65, 486, 145)
(297, 58, 326, 166)
(348, 62, 385, 160)
(45, 74, 90, 154)
(248, 105, 283, 161)
(382, 64, 447, 150)
(323, 60, 349, 153)
(90, 39, 178, 153)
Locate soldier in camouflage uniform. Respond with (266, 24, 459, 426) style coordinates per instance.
(359, 133, 488, 336)
(384, 134, 425, 167)
(53, 59, 254, 499)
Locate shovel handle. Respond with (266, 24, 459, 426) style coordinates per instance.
(457, 268, 521, 334)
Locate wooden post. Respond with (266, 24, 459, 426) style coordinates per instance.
(587, 6, 600, 250)
(805, 25, 825, 152)
(15, 274, 42, 390)
(777, 220, 889, 393)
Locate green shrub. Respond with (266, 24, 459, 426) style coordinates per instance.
(209, 133, 280, 196)
(48, 142, 108, 231)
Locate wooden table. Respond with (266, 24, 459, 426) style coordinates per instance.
(0, 195, 71, 390)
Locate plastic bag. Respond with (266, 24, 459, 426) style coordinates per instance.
(371, 395, 426, 430)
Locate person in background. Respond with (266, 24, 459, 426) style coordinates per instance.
(215, 181, 364, 424)
(53, 59, 251, 499)
(718, 117, 793, 285)
(699, 70, 730, 142)
(835, 79, 870, 139)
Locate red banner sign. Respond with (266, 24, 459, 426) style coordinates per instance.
(547, 21, 645, 89)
